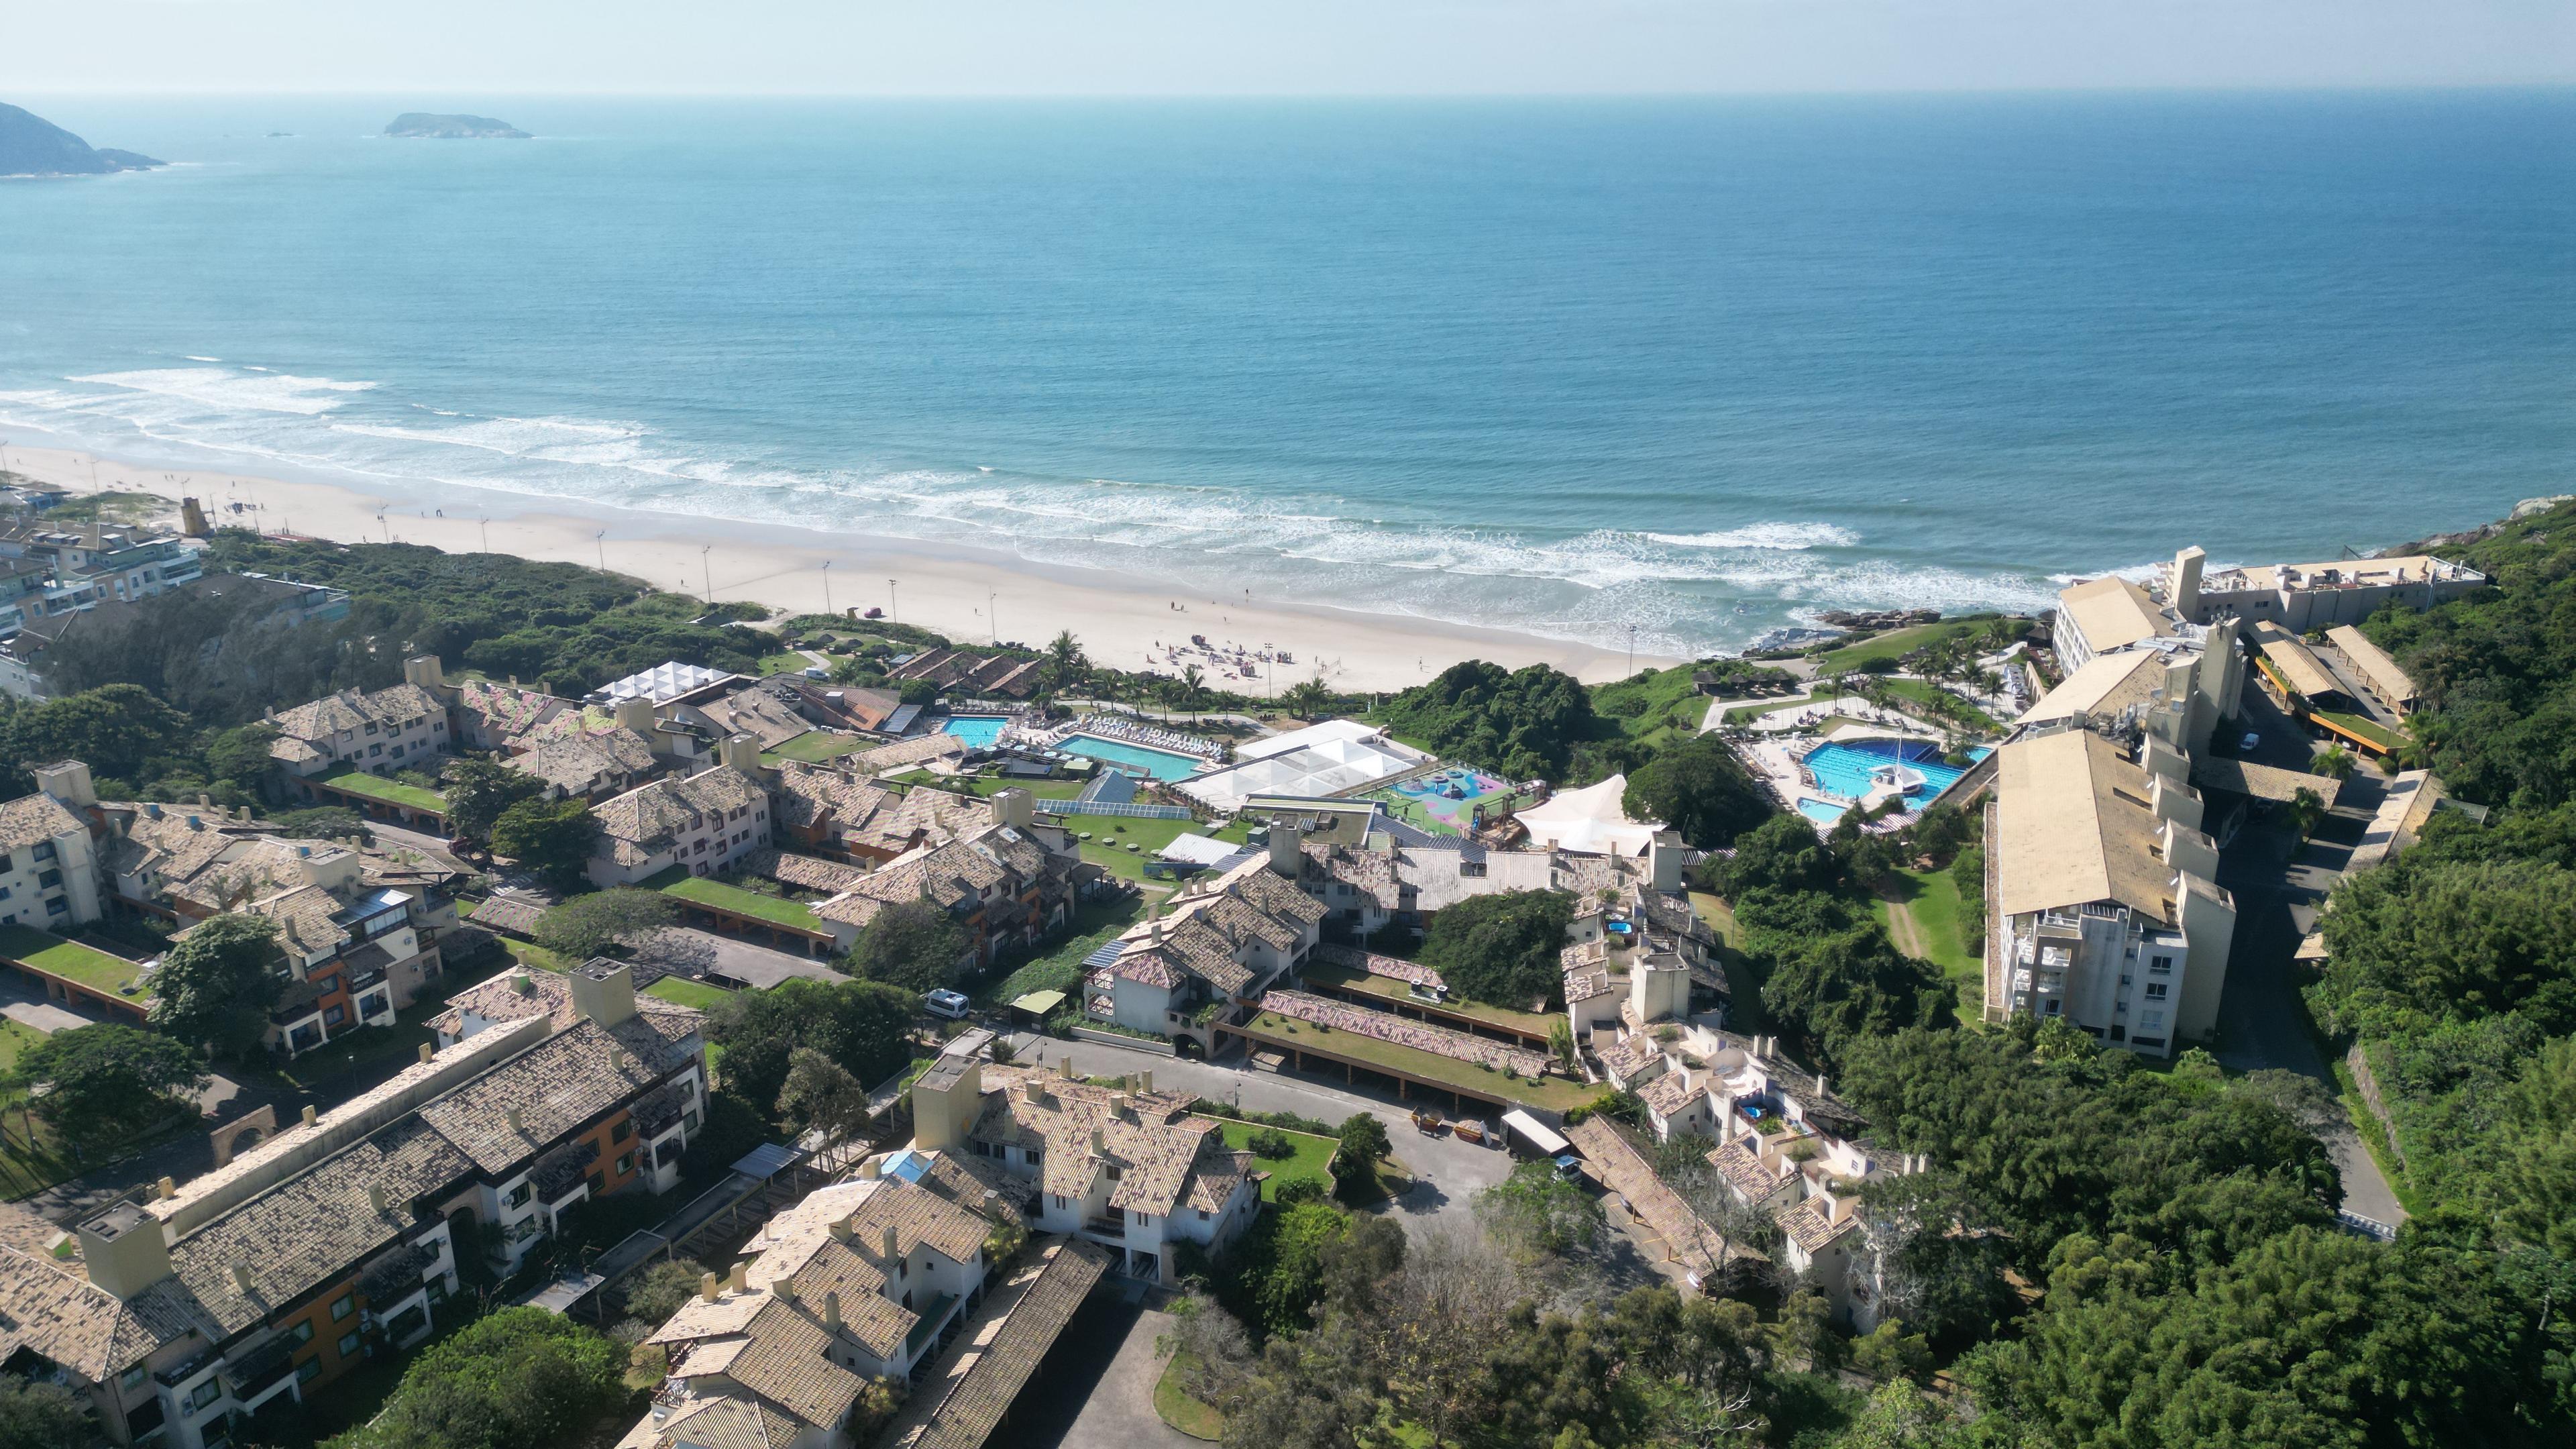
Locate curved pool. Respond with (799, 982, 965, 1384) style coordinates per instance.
(1800, 738, 1988, 802)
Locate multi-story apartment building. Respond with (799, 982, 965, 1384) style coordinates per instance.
(0, 964, 702, 1449)
(1081, 839, 1325, 1049)
(1985, 726, 2233, 1057)
(810, 789, 1086, 970)
(0, 761, 107, 932)
(266, 682, 449, 784)
(0, 522, 203, 614)
(2171, 545, 2485, 633)
(911, 1056, 1260, 1286)
(585, 742, 773, 888)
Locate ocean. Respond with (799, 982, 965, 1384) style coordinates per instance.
(3, 93, 2569, 657)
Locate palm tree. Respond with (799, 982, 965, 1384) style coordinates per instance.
(1044, 629, 1087, 693)
(1284, 676, 1330, 720)
(1180, 664, 1206, 722)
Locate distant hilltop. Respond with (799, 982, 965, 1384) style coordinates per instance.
(384, 113, 531, 140)
(0, 102, 165, 178)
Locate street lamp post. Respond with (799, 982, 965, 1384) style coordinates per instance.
(478, 517, 490, 553)
(701, 545, 714, 604)
(595, 531, 606, 569)
(820, 559, 833, 616)
(888, 579, 898, 625)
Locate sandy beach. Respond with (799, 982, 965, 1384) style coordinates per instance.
(0, 443, 1668, 694)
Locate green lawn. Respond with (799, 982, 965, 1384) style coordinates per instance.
(2314, 709, 2404, 752)
(1073, 816, 1214, 881)
(1239, 1012, 1595, 1111)
(0, 1018, 38, 1073)
(0, 925, 151, 998)
(1688, 892, 1741, 951)
(659, 875, 824, 932)
(1813, 615, 2017, 674)
(755, 652, 816, 677)
(1155, 1353, 1226, 1441)
(505, 941, 573, 973)
(315, 766, 448, 813)
(762, 731, 877, 765)
(1869, 677, 2002, 732)
(1297, 963, 1557, 1040)
(1722, 694, 1823, 726)
(1221, 1121, 1339, 1202)
(1874, 867, 1979, 981)
(1592, 664, 1713, 750)
(645, 977, 735, 1010)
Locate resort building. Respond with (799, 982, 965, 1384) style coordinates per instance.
(170, 841, 443, 1057)
(2325, 625, 2420, 716)
(887, 648, 1044, 701)
(0, 521, 203, 619)
(1984, 727, 2233, 1056)
(7, 964, 703, 1449)
(2245, 619, 2356, 712)
(771, 759, 989, 864)
(809, 792, 1086, 968)
(0, 762, 107, 932)
(512, 725, 661, 803)
(1083, 841, 1326, 1047)
(1177, 718, 1429, 814)
(2172, 548, 2485, 633)
(265, 680, 449, 784)
(911, 1055, 1262, 1285)
(590, 661, 748, 710)
(1560, 835, 1727, 1044)
(2035, 560, 2245, 761)
(584, 741, 773, 889)
(678, 682, 816, 755)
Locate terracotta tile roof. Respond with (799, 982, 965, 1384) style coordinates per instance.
(1709, 1136, 1789, 1205)
(1639, 1067, 1704, 1120)
(453, 680, 572, 741)
(425, 962, 695, 1039)
(270, 682, 443, 749)
(170, 1116, 474, 1336)
(415, 1018, 686, 1174)
(883, 1238, 1113, 1449)
(1776, 1195, 1860, 1254)
(769, 761, 896, 833)
(593, 767, 767, 866)
(0, 791, 82, 853)
(0, 1244, 204, 1383)
(652, 1393, 805, 1449)
(848, 734, 967, 775)
(467, 894, 548, 936)
(735, 849, 868, 894)
(968, 1069, 1222, 1220)
(514, 729, 653, 797)
(1184, 1151, 1255, 1214)
(722, 1297, 867, 1430)
(703, 688, 813, 751)
(1601, 1031, 1667, 1085)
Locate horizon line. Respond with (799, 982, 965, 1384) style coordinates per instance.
(9, 80, 2575, 101)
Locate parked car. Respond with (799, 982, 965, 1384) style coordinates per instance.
(924, 989, 972, 1020)
(2241, 731, 2262, 753)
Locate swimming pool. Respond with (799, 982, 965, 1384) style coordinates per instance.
(1801, 738, 1989, 802)
(1796, 797, 1858, 825)
(941, 715, 1009, 749)
(1059, 733, 1205, 782)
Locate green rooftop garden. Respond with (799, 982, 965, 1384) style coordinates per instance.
(761, 731, 877, 765)
(313, 766, 448, 813)
(0, 925, 152, 998)
(1297, 961, 1556, 1040)
(657, 873, 827, 933)
(1238, 1010, 1593, 1112)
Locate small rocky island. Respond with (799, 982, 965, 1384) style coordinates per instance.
(384, 113, 531, 140)
(0, 102, 164, 177)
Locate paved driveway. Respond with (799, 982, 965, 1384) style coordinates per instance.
(1008, 1295, 1199, 1449)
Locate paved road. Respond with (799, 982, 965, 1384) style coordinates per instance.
(2210, 688, 2406, 1227)
(1010, 1295, 1197, 1449)
(1006, 1034, 1514, 1233)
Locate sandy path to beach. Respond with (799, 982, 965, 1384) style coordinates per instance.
(0, 444, 1670, 693)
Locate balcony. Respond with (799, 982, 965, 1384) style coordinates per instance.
(1083, 1216, 1126, 1239)
(220, 1337, 295, 1401)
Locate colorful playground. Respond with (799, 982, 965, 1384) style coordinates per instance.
(1366, 765, 1519, 836)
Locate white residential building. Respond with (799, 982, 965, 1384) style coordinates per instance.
(0, 761, 107, 931)
(266, 681, 450, 781)
(586, 742, 773, 888)
(1986, 727, 2233, 1056)
(1084, 839, 1326, 1048)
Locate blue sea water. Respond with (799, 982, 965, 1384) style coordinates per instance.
(2, 93, 2569, 657)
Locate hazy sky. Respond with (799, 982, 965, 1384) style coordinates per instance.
(8, 0, 2571, 96)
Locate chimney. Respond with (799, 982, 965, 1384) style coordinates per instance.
(199, 793, 212, 810)
(700, 1271, 720, 1303)
(859, 1157, 881, 1181)
(614, 696, 655, 735)
(569, 961, 638, 1028)
(155, 1175, 175, 1199)
(506, 1106, 527, 1135)
(1268, 820, 1303, 878)
(32, 761, 95, 809)
(823, 1291, 842, 1330)
(418, 1042, 435, 1065)
(1022, 1079, 1042, 1104)
(719, 733, 762, 774)
(775, 1279, 798, 1306)
(879, 1224, 898, 1265)
(1089, 1126, 1104, 1155)
(368, 1183, 388, 1215)
(510, 969, 535, 996)
(1815, 1075, 1829, 1099)
(1138, 1069, 1153, 1095)
(76, 1206, 174, 1299)
(729, 1260, 748, 1293)
(1111, 1093, 1130, 1118)
(1060, 1057, 1077, 1080)
(301, 1105, 318, 1128)
(403, 654, 445, 690)
(828, 1217, 851, 1243)
(993, 786, 1034, 831)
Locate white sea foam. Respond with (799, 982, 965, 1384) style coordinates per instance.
(1646, 522, 1860, 551)
(72, 368, 375, 417)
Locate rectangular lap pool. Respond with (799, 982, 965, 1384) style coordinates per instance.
(1060, 733, 1205, 782)
(941, 715, 1009, 749)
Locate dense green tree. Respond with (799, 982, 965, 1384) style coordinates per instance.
(845, 897, 969, 991)
(2481, 1036, 2576, 1258)
(2314, 856, 2576, 1036)
(1758, 924, 1955, 1065)
(490, 796, 599, 891)
(0, 684, 195, 790)
(272, 804, 374, 843)
(1376, 660, 1602, 780)
(146, 912, 282, 1059)
(440, 757, 548, 842)
(32, 584, 394, 729)
(0, 1373, 105, 1449)
(1330, 1112, 1390, 1199)
(1415, 888, 1575, 1008)
(702, 976, 916, 1121)
(327, 1307, 625, 1449)
(774, 1047, 873, 1143)
(530, 888, 676, 963)
(1620, 733, 1774, 849)
(1701, 812, 1839, 898)
(13, 1024, 205, 1151)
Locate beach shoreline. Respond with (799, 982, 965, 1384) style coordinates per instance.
(0, 441, 1674, 694)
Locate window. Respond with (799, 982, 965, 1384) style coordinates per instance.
(30, 842, 52, 861)
(120, 1364, 149, 1392)
(331, 1293, 355, 1321)
(682, 1109, 701, 1132)
(286, 1322, 314, 1345)
(2149, 955, 2175, 975)
(324, 1005, 345, 1026)
(337, 1331, 362, 1356)
(186, 1380, 223, 1411)
(2044, 1000, 2062, 1016)
(2144, 982, 2169, 1000)
(2139, 1010, 2165, 1030)
(504, 1183, 531, 1209)
(1026, 1148, 1042, 1167)
(612, 1118, 633, 1142)
(615, 1152, 633, 1176)
(586, 1171, 605, 1195)
(295, 1359, 321, 1385)
(1106, 1164, 1122, 1182)
(369, 743, 383, 757)
(1197, 1208, 1210, 1222)
(44, 898, 66, 915)
(364, 722, 378, 735)
(36, 869, 60, 889)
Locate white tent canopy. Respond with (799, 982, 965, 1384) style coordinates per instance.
(1513, 774, 1663, 857)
